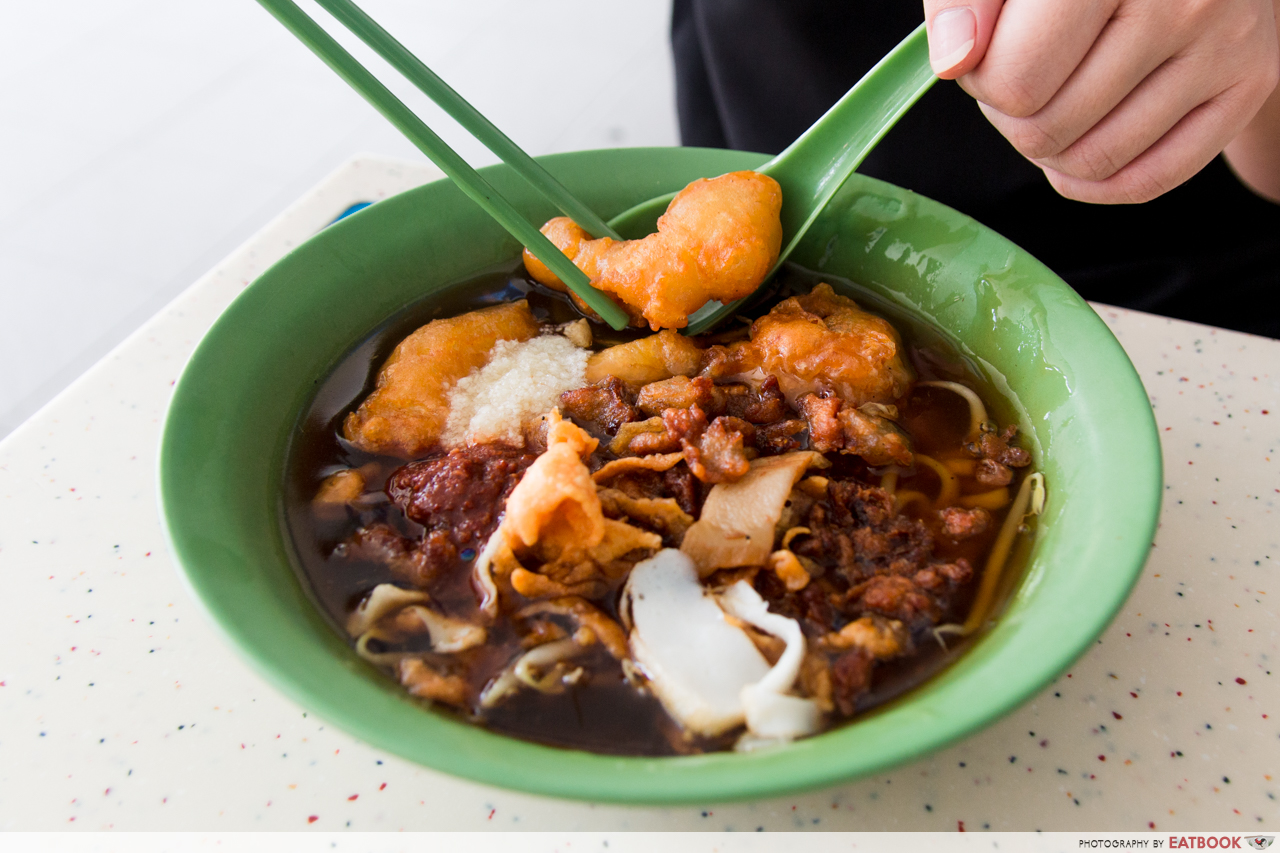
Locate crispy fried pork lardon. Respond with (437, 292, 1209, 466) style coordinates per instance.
(708, 283, 912, 408)
(343, 301, 540, 457)
(523, 171, 783, 330)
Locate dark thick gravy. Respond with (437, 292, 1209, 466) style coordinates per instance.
(282, 264, 1031, 755)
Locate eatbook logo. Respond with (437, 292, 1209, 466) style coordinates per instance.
(1247, 838, 1275, 851)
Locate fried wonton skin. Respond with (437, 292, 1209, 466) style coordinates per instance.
(714, 283, 912, 407)
(473, 414, 661, 615)
(503, 416, 603, 558)
(524, 171, 783, 330)
(343, 301, 540, 457)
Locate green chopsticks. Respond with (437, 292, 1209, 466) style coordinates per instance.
(255, 0, 630, 330)
(313, 0, 621, 242)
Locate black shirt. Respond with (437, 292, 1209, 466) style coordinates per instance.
(672, 0, 1280, 338)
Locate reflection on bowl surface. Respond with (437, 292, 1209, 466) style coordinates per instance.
(160, 147, 1161, 803)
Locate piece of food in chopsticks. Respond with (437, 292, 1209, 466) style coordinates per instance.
(522, 171, 783, 330)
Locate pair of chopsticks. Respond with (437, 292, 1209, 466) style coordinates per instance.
(257, 0, 631, 329)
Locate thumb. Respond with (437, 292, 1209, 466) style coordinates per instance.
(922, 0, 1003, 79)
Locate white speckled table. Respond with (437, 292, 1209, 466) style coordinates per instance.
(1, 156, 1276, 831)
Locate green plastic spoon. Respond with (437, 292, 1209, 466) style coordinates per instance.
(608, 23, 937, 334)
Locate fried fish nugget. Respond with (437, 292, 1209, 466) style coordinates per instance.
(524, 171, 782, 330)
(343, 301, 540, 457)
(714, 283, 912, 407)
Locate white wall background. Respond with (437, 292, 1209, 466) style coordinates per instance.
(0, 0, 678, 437)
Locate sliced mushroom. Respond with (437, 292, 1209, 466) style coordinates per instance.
(680, 451, 828, 575)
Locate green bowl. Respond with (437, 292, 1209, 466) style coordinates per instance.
(159, 147, 1161, 804)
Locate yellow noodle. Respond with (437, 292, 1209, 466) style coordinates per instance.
(913, 454, 959, 507)
(959, 487, 1010, 510)
(944, 457, 976, 477)
(781, 526, 811, 550)
(796, 476, 829, 499)
(354, 630, 412, 667)
(768, 549, 810, 591)
(917, 380, 989, 440)
(479, 638, 585, 707)
(961, 472, 1045, 635)
(879, 467, 900, 496)
(894, 490, 932, 514)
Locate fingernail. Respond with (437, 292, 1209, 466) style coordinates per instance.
(929, 6, 976, 75)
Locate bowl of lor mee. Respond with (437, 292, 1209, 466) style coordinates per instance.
(159, 146, 1161, 803)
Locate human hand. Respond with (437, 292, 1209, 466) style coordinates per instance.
(922, 0, 1280, 203)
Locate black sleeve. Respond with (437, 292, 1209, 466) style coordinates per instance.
(672, 0, 1280, 338)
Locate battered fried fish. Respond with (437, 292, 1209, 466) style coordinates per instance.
(708, 283, 913, 407)
(342, 301, 540, 457)
(523, 171, 783, 330)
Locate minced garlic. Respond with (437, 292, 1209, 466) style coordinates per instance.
(443, 334, 589, 447)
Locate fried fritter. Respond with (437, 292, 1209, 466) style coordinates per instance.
(709, 283, 912, 407)
(585, 329, 704, 386)
(523, 171, 783, 330)
(343, 301, 540, 457)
